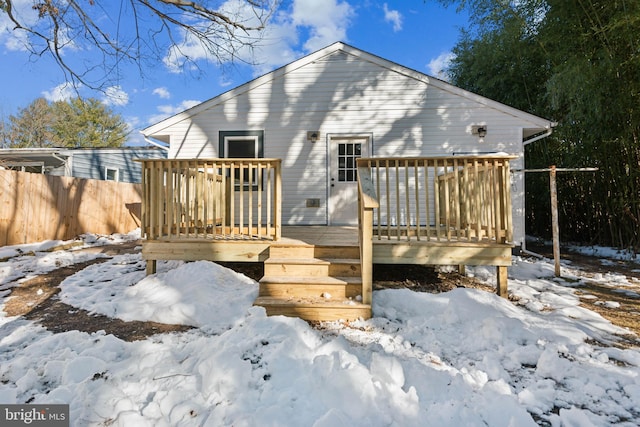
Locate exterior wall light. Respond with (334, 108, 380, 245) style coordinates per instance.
(471, 125, 487, 138)
(307, 131, 320, 142)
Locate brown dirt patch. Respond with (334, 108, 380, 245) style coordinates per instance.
(2, 242, 192, 342)
(4, 241, 639, 346)
(372, 263, 497, 294)
(527, 243, 640, 346)
(219, 261, 498, 295)
(574, 283, 640, 343)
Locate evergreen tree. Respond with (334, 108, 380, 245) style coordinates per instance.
(51, 98, 128, 148)
(4, 97, 129, 148)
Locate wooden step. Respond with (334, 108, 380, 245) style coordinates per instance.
(264, 258, 361, 277)
(258, 275, 362, 299)
(269, 244, 360, 260)
(254, 296, 371, 321)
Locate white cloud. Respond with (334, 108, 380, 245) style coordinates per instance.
(0, 0, 38, 52)
(246, 0, 355, 75)
(102, 86, 129, 107)
(290, 0, 354, 52)
(3, 30, 30, 52)
(163, 0, 272, 73)
(1, 0, 78, 53)
(124, 116, 147, 146)
(163, 0, 355, 76)
(148, 100, 201, 125)
(42, 83, 76, 102)
(427, 51, 456, 81)
(163, 34, 209, 74)
(152, 87, 171, 99)
(383, 3, 402, 32)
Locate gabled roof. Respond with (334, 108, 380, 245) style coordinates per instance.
(142, 42, 555, 137)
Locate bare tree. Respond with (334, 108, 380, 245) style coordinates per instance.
(1, 0, 279, 89)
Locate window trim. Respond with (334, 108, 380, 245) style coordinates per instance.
(223, 135, 260, 160)
(219, 130, 265, 190)
(105, 167, 119, 182)
(218, 130, 264, 158)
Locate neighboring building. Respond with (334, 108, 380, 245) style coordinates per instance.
(0, 146, 168, 183)
(142, 42, 555, 247)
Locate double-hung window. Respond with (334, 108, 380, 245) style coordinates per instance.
(219, 130, 264, 189)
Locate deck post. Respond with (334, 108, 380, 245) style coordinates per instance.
(496, 266, 508, 297)
(357, 161, 380, 308)
(274, 160, 282, 240)
(146, 259, 157, 275)
(360, 208, 374, 305)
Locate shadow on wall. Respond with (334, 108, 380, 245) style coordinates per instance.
(125, 202, 142, 227)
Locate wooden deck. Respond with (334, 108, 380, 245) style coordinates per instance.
(139, 156, 515, 322)
(142, 225, 512, 321)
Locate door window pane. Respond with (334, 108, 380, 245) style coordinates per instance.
(337, 142, 362, 182)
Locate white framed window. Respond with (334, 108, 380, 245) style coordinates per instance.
(105, 167, 119, 181)
(219, 130, 264, 189)
(224, 135, 260, 159)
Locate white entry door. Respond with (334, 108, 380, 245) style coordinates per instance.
(328, 135, 370, 225)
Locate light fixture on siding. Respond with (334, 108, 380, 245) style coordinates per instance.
(307, 131, 320, 142)
(471, 125, 487, 138)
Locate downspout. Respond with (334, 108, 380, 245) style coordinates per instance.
(51, 152, 71, 176)
(142, 133, 170, 151)
(522, 128, 553, 146)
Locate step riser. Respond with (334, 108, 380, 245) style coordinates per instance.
(269, 246, 360, 259)
(264, 262, 361, 277)
(258, 242, 367, 321)
(330, 263, 360, 277)
(257, 304, 371, 322)
(258, 283, 361, 299)
(264, 263, 329, 277)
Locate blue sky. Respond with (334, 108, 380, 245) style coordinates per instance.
(0, 1, 470, 145)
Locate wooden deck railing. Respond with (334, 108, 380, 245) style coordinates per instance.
(356, 155, 515, 244)
(357, 155, 515, 300)
(139, 158, 282, 240)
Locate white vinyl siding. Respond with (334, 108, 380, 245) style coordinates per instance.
(151, 47, 548, 243)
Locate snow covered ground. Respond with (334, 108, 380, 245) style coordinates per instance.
(1, 231, 639, 426)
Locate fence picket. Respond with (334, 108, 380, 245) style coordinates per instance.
(0, 169, 142, 246)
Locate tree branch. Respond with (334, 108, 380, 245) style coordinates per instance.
(3, 0, 280, 90)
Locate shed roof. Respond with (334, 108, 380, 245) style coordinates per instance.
(142, 42, 555, 139)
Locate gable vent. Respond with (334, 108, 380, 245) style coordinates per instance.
(324, 51, 349, 62)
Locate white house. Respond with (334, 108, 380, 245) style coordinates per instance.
(142, 42, 554, 248)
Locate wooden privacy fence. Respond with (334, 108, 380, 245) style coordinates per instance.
(139, 158, 282, 241)
(357, 155, 515, 243)
(0, 169, 142, 246)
